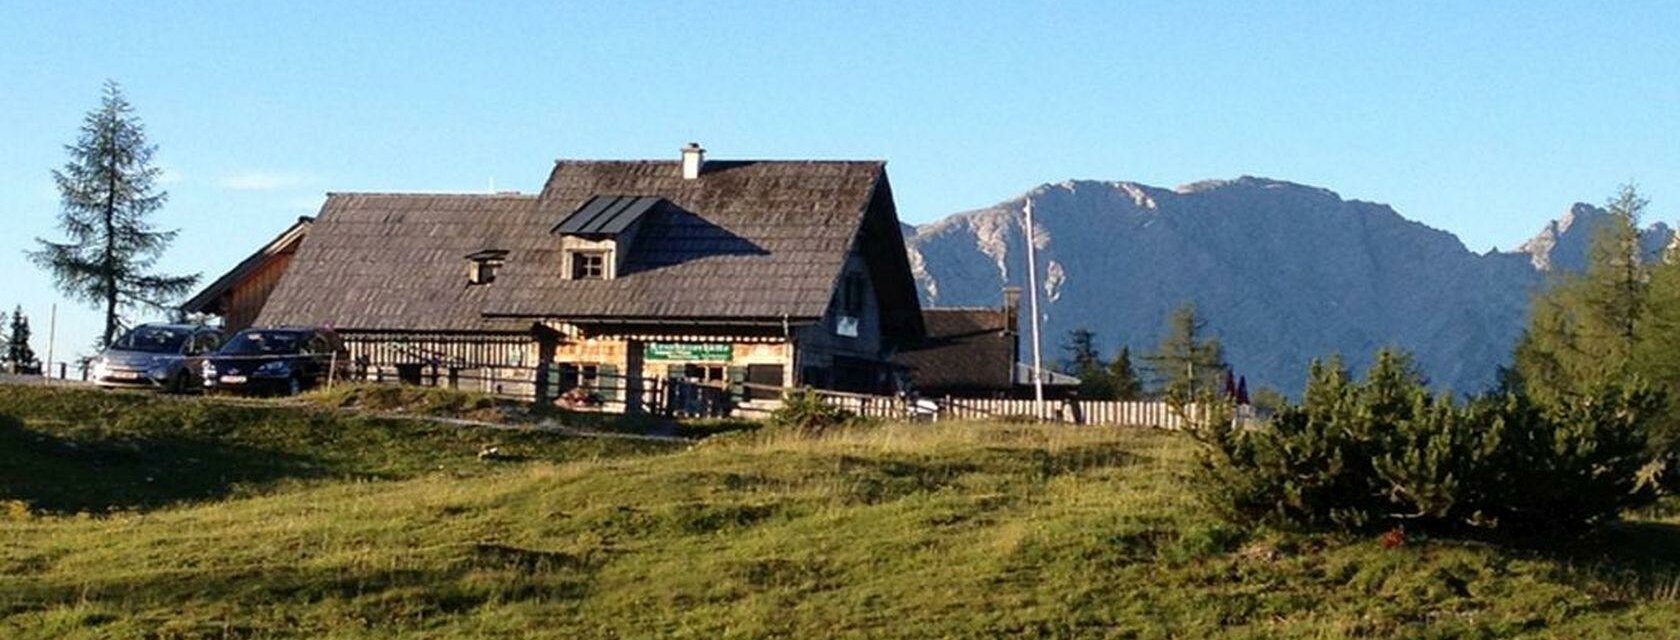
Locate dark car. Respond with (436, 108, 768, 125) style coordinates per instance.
(92, 323, 224, 392)
(203, 327, 352, 396)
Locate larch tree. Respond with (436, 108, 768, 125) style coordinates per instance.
(28, 81, 198, 347)
(1514, 185, 1651, 402)
(1635, 229, 1680, 391)
(1145, 303, 1227, 402)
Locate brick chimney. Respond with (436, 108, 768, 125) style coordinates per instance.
(1002, 286, 1022, 381)
(1001, 286, 1021, 335)
(681, 142, 705, 180)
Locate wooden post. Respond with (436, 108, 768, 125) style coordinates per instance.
(624, 339, 645, 414)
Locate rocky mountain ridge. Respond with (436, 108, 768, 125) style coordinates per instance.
(904, 177, 1673, 394)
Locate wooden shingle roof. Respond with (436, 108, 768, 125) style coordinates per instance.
(250, 159, 924, 338)
(894, 308, 1017, 392)
(254, 193, 541, 332)
(485, 160, 923, 336)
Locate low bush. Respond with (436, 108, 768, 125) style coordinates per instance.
(768, 388, 865, 433)
(1185, 349, 1674, 536)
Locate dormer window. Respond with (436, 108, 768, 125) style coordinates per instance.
(465, 250, 507, 286)
(571, 251, 606, 280)
(552, 195, 667, 282)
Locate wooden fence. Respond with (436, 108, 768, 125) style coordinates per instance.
(739, 382, 1204, 429)
(344, 369, 1224, 429)
(933, 396, 1196, 428)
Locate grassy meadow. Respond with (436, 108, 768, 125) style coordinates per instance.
(3, 384, 1679, 638)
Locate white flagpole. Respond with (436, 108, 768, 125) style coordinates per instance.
(46, 304, 57, 379)
(1023, 200, 1046, 420)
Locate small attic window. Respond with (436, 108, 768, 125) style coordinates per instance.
(465, 250, 508, 286)
(571, 251, 606, 280)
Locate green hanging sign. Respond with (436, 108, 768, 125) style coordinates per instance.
(644, 342, 733, 362)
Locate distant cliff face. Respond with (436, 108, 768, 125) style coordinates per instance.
(1514, 203, 1672, 272)
(904, 177, 1670, 395)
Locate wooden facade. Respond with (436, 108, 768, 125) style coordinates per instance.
(181, 217, 312, 333)
(220, 251, 296, 331)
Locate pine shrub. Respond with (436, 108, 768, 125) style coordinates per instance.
(1185, 349, 1673, 536)
(769, 388, 861, 433)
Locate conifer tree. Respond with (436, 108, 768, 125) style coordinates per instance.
(28, 81, 198, 347)
(1514, 185, 1650, 401)
(1636, 231, 1680, 388)
(4, 306, 38, 372)
(1146, 303, 1227, 402)
(1108, 345, 1146, 400)
(1059, 328, 1103, 373)
(1060, 327, 1116, 398)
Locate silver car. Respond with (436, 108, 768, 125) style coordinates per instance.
(91, 324, 224, 393)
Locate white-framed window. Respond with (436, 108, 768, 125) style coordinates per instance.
(469, 259, 501, 285)
(466, 250, 507, 286)
(570, 251, 607, 280)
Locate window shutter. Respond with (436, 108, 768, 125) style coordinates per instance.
(727, 366, 747, 403)
(598, 364, 620, 401)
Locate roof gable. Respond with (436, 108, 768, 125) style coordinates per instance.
(181, 216, 313, 315)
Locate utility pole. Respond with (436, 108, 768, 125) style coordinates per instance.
(1023, 200, 1046, 420)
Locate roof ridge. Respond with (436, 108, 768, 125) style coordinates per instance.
(551, 159, 887, 165)
(324, 191, 537, 198)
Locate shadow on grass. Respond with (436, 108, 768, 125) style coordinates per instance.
(0, 413, 328, 514)
(1555, 520, 1680, 600)
(1, 543, 602, 631)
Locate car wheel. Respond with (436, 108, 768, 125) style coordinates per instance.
(288, 376, 303, 397)
(168, 372, 188, 394)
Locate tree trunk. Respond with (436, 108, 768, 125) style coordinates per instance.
(102, 146, 119, 347)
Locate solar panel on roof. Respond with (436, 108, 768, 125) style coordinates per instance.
(552, 195, 665, 235)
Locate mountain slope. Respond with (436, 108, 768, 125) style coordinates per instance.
(906, 177, 1662, 395)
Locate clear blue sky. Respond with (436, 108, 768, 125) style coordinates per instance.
(2, 1, 1677, 363)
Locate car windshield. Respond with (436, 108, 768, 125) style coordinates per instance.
(220, 331, 307, 356)
(111, 326, 191, 354)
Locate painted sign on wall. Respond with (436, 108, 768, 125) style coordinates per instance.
(644, 342, 733, 362)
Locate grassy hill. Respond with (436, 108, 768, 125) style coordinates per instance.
(3, 384, 1679, 638)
